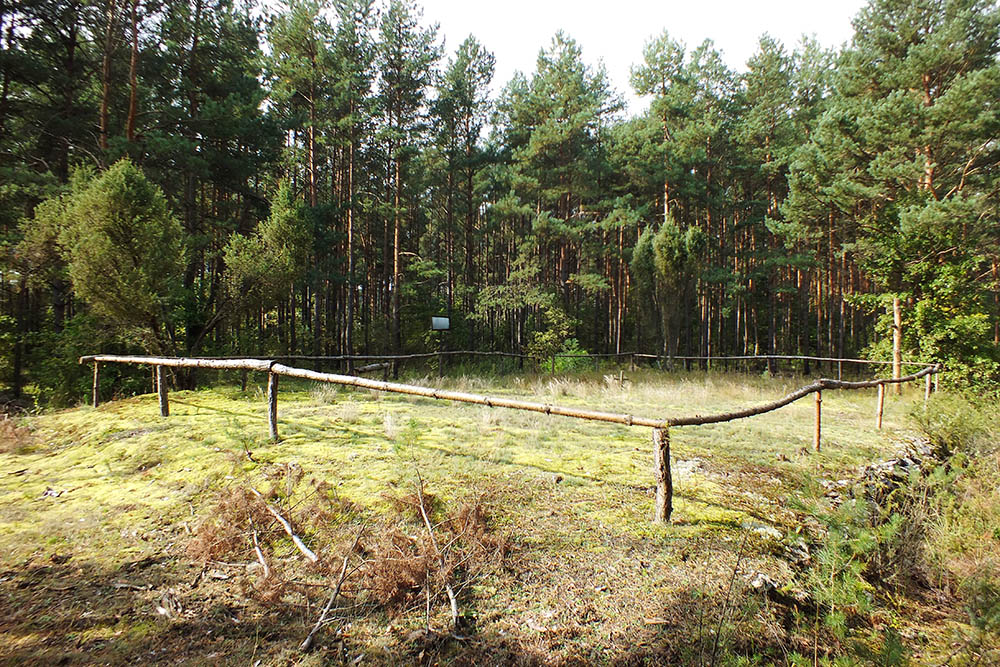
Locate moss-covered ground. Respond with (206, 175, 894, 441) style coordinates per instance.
(0, 368, 962, 664)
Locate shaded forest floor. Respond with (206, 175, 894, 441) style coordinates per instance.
(0, 370, 991, 665)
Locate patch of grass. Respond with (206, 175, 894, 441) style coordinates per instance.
(0, 415, 36, 454)
(0, 371, 940, 664)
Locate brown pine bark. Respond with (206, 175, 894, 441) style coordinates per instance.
(392, 158, 402, 373)
(125, 0, 139, 142)
(892, 296, 902, 395)
(99, 0, 118, 151)
(346, 105, 356, 367)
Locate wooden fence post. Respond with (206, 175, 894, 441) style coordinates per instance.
(267, 372, 279, 441)
(653, 427, 673, 523)
(924, 373, 932, 403)
(629, 353, 636, 372)
(813, 390, 822, 452)
(157, 365, 169, 417)
(892, 297, 903, 395)
(92, 362, 100, 408)
(876, 383, 885, 430)
(933, 372, 939, 393)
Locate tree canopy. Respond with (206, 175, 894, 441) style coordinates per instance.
(2, 0, 998, 401)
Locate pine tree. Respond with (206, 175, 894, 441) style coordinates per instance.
(376, 0, 439, 364)
(788, 0, 1000, 385)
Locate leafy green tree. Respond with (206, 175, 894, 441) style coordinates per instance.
(59, 159, 184, 352)
(428, 35, 494, 335)
(632, 218, 705, 359)
(331, 0, 376, 360)
(268, 0, 335, 208)
(223, 181, 312, 358)
(631, 30, 686, 223)
(788, 0, 1000, 385)
(143, 0, 279, 355)
(493, 32, 620, 350)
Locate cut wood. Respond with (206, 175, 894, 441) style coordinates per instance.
(249, 518, 270, 579)
(156, 365, 168, 417)
(814, 391, 822, 452)
(92, 362, 100, 408)
(876, 384, 885, 430)
(892, 297, 903, 395)
(248, 488, 318, 563)
(300, 525, 365, 652)
(354, 362, 390, 374)
(415, 476, 459, 629)
(80, 354, 274, 372)
(267, 372, 278, 441)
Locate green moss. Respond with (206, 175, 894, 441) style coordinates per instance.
(0, 371, 933, 663)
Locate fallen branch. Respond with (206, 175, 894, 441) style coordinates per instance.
(354, 362, 390, 374)
(300, 524, 366, 652)
(249, 517, 271, 578)
(248, 487, 318, 563)
(415, 475, 459, 630)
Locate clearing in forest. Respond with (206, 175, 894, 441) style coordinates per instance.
(0, 371, 957, 664)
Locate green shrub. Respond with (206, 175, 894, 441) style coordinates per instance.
(912, 393, 999, 458)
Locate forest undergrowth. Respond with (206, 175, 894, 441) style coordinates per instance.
(0, 370, 996, 665)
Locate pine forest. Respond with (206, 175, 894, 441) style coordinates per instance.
(1, 0, 998, 400)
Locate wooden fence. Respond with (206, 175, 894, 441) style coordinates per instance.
(79, 354, 941, 524)
(167, 350, 931, 381)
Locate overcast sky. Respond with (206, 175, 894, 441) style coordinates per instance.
(417, 0, 869, 114)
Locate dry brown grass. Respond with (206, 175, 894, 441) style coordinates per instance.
(0, 415, 34, 454)
(363, 485, 510, 615)
(186, 487, 276, 563)
(185, 467, 509, 628)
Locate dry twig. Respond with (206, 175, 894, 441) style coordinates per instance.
(248, 487, 319, 563)
(300, 524, 366, 652)
(249, 517, 271, 578)
(415, 474, 460, 630)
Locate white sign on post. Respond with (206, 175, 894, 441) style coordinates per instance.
(431, 317, 450, 331)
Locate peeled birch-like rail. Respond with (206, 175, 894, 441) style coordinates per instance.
(80, 355, 275, 371)
(79, 354, 941, 524)
(665, 364, 940, 427)
(80, 354, 939, 430)
(631, 353, 932, 367)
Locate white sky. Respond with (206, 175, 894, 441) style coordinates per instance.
(418, 0, 869, 114)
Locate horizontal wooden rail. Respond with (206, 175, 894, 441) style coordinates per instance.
(80, 354, 941, 525)
(82, 351, 927, 367)
(101, 351, 535, 363)
(79, 354, 941, 429)
(666, 364, 940, 426)
(630, 353, 932, 367)
(269, 363, 665, 427)
(80, 355, 275, 371)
